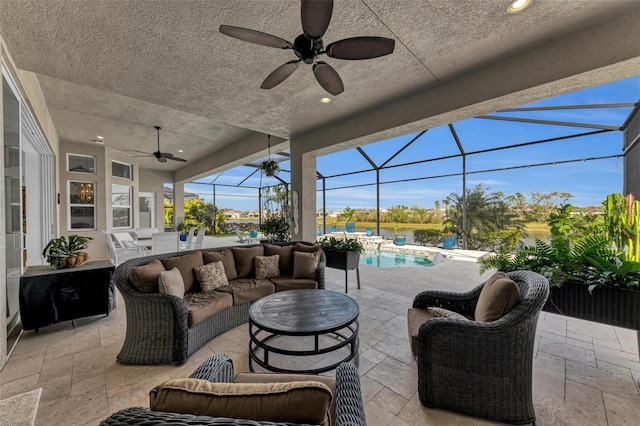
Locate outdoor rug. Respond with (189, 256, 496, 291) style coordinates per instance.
(0, 388, 42, 426)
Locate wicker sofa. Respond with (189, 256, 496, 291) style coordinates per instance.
(115, 242, 325, 365)
(102, 354, 366, 426)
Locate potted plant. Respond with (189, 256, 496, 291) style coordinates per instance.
(176, 221, 188, 241)
(343, 206, 356, 232)
(394, 225, 406, 246)
(260, 215, 290, 242)
(43, 234, 92, 269)
(259, 159, 280, 177)
(441, 221, 457, 249)
(316, 235, 364, 271)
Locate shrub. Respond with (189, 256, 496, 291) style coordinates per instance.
(414, 229, 441, 246)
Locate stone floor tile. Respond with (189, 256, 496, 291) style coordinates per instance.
(0, 373, 39, 399)
(36, 386, 110, 426)
(602, 391, 640, 425)
(397, 392, 482, 426)
(0, 350, 45, 384)
(359, 375, 385, 404)
(594, 343, 640, 371)
(371, 386, 409, 415)
(361, 347, 388, 364)
(365, 356, 418, 399)
(38, 354, 74, 383)
(37, 373, 72, 408)
(71, 373, 107, 397)
(372, 334, 414, 365)
(566, 359, 639, 398)
(365, 400, 411, 426)
(539, 338, 597, 367)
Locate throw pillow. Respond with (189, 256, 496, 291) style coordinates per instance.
(193, 261, 228, 291)
(158, 268, 185, 298)
(129, 259, 165, 293)
(264, 244, 294, 275)
(294, 242, 321, 254)
(160, 251, 204, 293)
(474, 271, 521, 322)
(232, 246, 265, 278)
(292, 251, 320, 279)
(255, 255, 280, 280)
(149, 378, 332, 426)
(203, 250, 238, 281)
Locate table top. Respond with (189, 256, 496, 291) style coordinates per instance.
(22, 260, 115, 277)
(249, 289, 359, 334)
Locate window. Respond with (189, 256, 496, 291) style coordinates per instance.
(112, 160, 132, 179)
(69, 181, 96, 230)
(68, 154, 96, 174)
(112, 184, 132, 228)
(139, 192, 155, 228)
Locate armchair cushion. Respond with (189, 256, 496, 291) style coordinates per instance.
(149, 378, 332, 426)
(203, 250, 238, 281)
(129, 259, 165, 293)
(407, 307, 467, 356)
(158, 268, 185, 299)
(193, 261, 228, 291)
(474, 271, 521, 322)
(184, 291, 233, 328)
(264, 244, 294, 275)
(232, 246, 265, 278)
(254, 255, 280, 280)
(160, 251, 204, 292)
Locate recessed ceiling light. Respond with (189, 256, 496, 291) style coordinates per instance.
(178, 149, 184, 153)
(96, 135, 104, 140)
(320, 97, 332, 104)
(508, 0, 531, 13)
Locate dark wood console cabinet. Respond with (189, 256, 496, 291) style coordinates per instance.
(19, 260, 116, 331)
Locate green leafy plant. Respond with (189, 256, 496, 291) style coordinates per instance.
(259, 159, 280, 176)
(603, 193, 640, 262)
(43, 235, 92, 269)
(316, 236, 364, 253)
(260, 216, 290, 242)
(342, 206, 355, 222)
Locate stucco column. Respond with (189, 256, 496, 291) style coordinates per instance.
(289, 140, 317, 242)
(174, 183, 185, 229)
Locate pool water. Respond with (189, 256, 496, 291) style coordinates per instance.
(360, 250, 433, 268)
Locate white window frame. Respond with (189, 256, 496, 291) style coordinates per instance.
(112, 184, 132, 229)
(67, 153, 96, 174)
(68, 180, 96, 231)
(111, 160, 132, 180)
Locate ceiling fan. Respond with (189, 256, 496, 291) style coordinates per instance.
(219, 0, 395, 95)
(128, 126, 187, 163)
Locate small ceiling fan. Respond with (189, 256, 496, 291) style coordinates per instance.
(128, 126, 187, 163)
(219, 0, 395, 95)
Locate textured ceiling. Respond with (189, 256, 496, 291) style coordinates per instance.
(0, 0, 638, 177)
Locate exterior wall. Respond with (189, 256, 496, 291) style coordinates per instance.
(624, 108, 640, 197)
(289, 141, 317, 242)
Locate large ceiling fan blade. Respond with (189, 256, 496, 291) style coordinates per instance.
(166, 156, 188, 162)
(312, 61, 343, 96)
(301, 0, 333, 39)
(125, 149, 153, 155)
(261, 61, 300, 89)
(326, 37, 395, 60)
(219, 25, 292, 49)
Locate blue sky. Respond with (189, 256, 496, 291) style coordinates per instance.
(188, 76, 639, 211)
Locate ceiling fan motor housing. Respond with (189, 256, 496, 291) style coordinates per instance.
(294, 34, 322, 64)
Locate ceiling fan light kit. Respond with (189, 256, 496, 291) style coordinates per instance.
(220, 0, 395, 95)
(127, 126, 187, 163)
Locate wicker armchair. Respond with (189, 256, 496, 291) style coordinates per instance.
(101, 354, 366, 426)
(412, 270, 549, 425)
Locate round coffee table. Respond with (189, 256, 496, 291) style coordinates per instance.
(249, 289, 359, 374)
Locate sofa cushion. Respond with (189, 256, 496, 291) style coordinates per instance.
(407, 307, 467, 356)
(264, 244, 294, 275)
(216, 279, 275, 305)
(270, 276, 318, 292)
(235, 372, 336, 426)
(149, 378, 332, 426)
(183, 291, 233, 328)
(160, 251, 204, 293)
(129, 259, 165, 293)
(158, 268, 185, 299)
(474, 271, 521, 322)
(292, 251, 320, 279)
(203, 250, 238, 281)
(255, 255, 280, 280)
(193, 261, 229, 291)
(232, 246, 265, 278)
(294, 242, 321, 254)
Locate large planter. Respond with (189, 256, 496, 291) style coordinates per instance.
(442, 234, 457, 249)
(394, 235, 406, 246)
(543, 281, 640, 330)
(324, 249, 360, 271)
(345, 222, 356, 233)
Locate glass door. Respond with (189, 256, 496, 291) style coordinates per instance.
(139, 192, 155, 229)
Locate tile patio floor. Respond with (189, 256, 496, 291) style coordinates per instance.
(1, 243, 639, 425)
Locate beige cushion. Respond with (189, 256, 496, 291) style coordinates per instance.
(264, 244, 294, 275)
(158, 268, 185, 299)
(255, 255, 280, 280)
(407, 307, 467, 356)
(193, 261, 228, 291)
(203, 250, 238, 281)
(160, 251, 204, 293)
(149, 378, 332, 426)
(129, 259, 165, 293)
(270, 276, 318, 292)
(235, 372, 336, 426)
(216, 279, 275, 305)
(292, 251, 320, 279)
(183, 291, 233, 327)
(474, 271, 521, 322)
(232, 246, 265, 278)
(294, 242, 321, 254)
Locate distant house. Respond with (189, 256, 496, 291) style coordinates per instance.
(163, 186, 198, 203)
(225, 209, 242, 219)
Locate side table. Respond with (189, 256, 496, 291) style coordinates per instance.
(19, 259, 116, 331)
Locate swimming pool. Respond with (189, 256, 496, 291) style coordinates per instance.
(360, 249, 433, 268)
